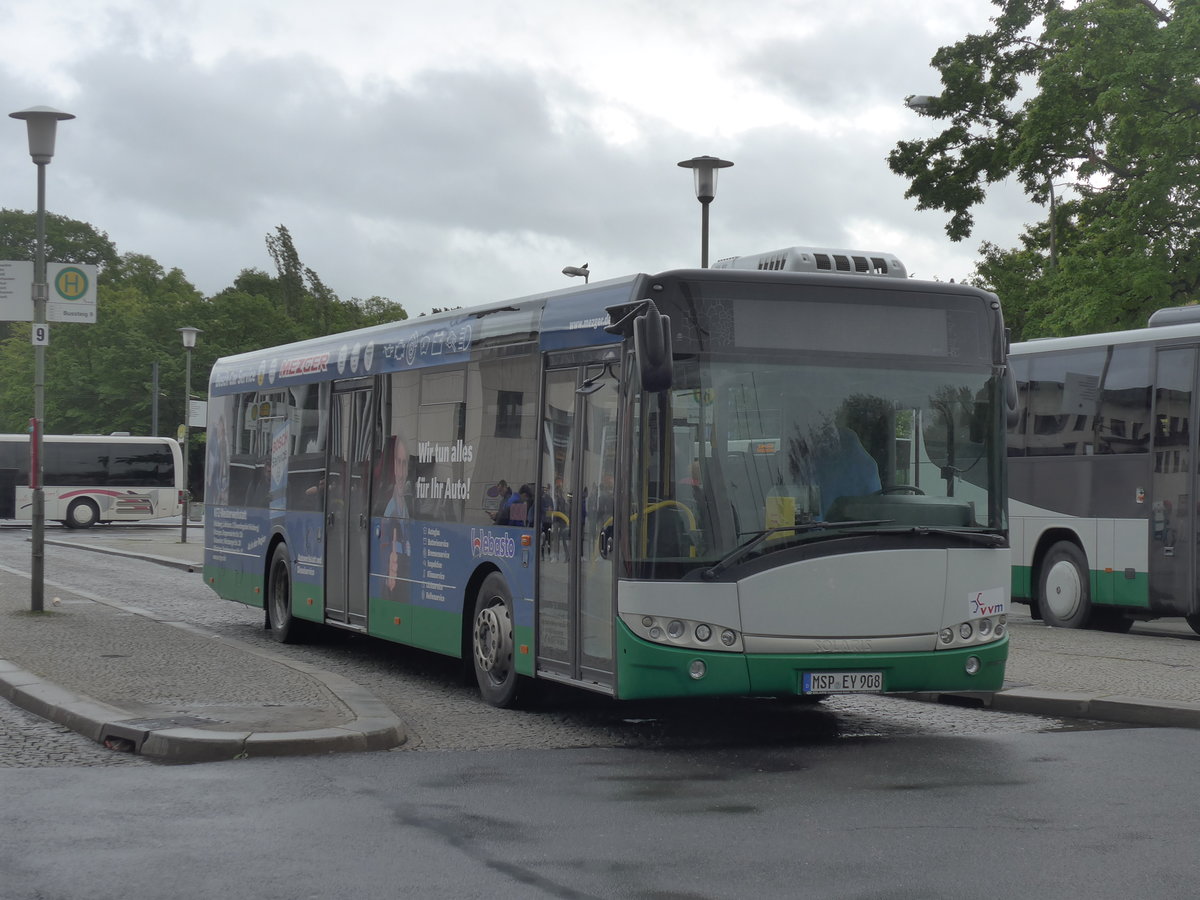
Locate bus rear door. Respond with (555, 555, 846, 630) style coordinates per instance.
(325, 379, 375, 629)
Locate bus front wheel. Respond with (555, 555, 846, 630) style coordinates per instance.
(472, 573, 519, 708)
(63, 498, 99, 529)
(1039, 541, 1092, 629)
(266, 544, 306, 644)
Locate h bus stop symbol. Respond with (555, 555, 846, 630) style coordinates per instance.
(48, 263, 97, 323)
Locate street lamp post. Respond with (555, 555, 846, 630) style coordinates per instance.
(562, 264, 590, 283)
(178, 326, 201, 544)
(677, 155, 733, 268)
(9, 105, 74, 613)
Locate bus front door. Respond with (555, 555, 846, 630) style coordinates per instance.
(1150, 347, 1197, 614)
(325, 381, 374, 629)
(538, 361, 619, 692)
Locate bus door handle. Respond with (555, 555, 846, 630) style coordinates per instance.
(359, 513, 367, 529)
(326, 512, 335, 528)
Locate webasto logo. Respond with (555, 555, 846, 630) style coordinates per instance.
(471, 528, 516, 559)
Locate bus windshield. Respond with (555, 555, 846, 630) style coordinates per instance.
(629, 353, 1003, 576)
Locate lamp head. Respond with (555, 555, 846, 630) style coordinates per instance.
(9, 106, 75, 164)
(178, 326, 202, 349)
(677, 155, 734, 203)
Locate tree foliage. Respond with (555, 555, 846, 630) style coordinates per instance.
(0, 208, 120, 271)
(889, 0, 1200, 338)
(0, 215, 409, 437)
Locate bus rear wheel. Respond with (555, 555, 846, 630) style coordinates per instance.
(63, 498, 100, 529)
(472, 573, 519, 708)
(1039, 541, 1092, 629)
(266, 544, 306, 644)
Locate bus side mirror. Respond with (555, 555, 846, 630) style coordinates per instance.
(634, 302, 673, 392)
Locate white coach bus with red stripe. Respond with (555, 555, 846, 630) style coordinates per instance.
(0, 433, 184, 528)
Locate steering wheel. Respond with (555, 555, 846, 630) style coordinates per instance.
(875, 485, 925, 495)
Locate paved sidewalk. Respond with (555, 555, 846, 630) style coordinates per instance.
(0, 529, 403, 762)
(5, 524, 1200, 764)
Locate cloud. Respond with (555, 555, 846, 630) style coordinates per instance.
(0, 0, 1035, 317)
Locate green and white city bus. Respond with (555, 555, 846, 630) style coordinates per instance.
(203, 247, 1010, 706)
(1009, 305, 1200, 633)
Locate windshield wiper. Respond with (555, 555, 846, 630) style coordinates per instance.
(833, 525, 1006, 547)
(701, 520, 893, 580)
(900, 526, 1005, 546)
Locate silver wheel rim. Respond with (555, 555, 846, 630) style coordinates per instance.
(473, 601, 513, 685)
(71, 502, 96, 527)
(270, 562, 288, 627)
(1044, 559, 1082, 621)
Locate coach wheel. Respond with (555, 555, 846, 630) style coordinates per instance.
(1038, 541, 1092, 629)
(63, 498, 100, 529)
(266, 543, 305, 644)
(472, 572, 519, 708)
(1185, 615, 1200, 637)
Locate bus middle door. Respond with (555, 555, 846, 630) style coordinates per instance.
(325, 379, 375, 629)
(1150, 347, 1197, 615)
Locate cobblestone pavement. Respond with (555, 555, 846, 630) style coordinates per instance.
(0, 694, 154, 768)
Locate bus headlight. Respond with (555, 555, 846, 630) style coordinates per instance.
(938, 611, 1008, 649)
(688, 660, 707, 680)
(622, 614, 741, 651)
(964, 656, 981, 676)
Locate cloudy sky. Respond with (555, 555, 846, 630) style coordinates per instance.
(0, 0, 1036, 317)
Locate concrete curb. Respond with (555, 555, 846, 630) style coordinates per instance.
(990, 687, 1200, 729)
(1, 546, 407, 762)
(0, 658, 404, 762)
(44, 538, 201, 573)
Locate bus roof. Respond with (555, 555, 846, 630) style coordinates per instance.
(1011, 306, 1200, 356)
(209, 265, 999, 396)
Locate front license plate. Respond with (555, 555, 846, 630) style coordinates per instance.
(802, 671, 883, 694)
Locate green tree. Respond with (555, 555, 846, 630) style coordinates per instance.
(0, 217, 409, 437)
(0, 209, 121, 342)
(0, 208, 119, 270)
(0, 250, 205, 434)
(890, 0, 1200, 337)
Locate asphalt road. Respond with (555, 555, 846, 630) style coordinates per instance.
(5, 727, 1199, 899)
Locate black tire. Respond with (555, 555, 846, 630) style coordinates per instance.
(63, 498, 100, 529)
(1185, 614, 1200, 637)
(1038, 541, 1092, 628)
(266, 543, 306, 643)
(471, 572, 520, 708)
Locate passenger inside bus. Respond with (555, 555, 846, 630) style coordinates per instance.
(809, 425, 881, 519)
